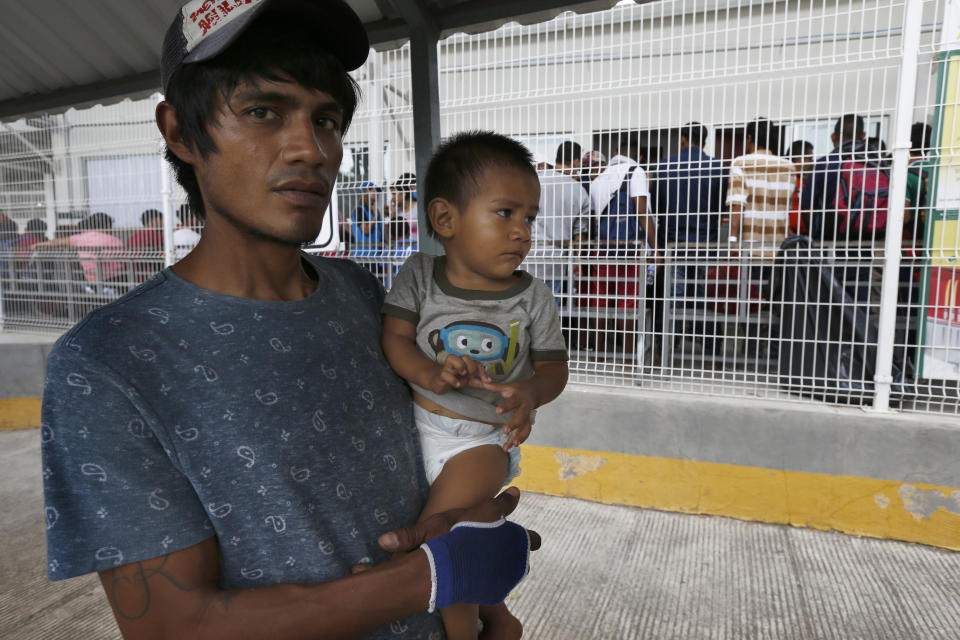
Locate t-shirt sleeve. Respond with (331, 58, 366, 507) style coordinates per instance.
(381, 253, 424, 325)
(629, 166, 651, 199)
(527, 279, 568, 362)
(41, 345, 213, 581)
(726, 161, 747, 206)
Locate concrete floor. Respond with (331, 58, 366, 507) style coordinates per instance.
(3, 427, 960, 639)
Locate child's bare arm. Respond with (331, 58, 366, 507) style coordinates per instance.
(381, 315, 488, 395)
(482, 360, 569, 449)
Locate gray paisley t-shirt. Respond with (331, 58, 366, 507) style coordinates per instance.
(41, 254, 443, 639)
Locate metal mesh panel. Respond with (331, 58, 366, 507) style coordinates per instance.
(1, 0, 957, 415)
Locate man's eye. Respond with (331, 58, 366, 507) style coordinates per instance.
(249, 107, 274, 119)
(317, 117, 340, 131)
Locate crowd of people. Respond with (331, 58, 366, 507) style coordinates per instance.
(0, 206, 204, 317)
(343, 114, 931, 363)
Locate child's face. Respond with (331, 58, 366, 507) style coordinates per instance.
(443, 166, 540, 289)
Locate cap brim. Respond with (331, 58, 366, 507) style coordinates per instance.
(184, 0, 369, 71)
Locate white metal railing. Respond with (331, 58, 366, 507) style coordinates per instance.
(1, 0, 958, 416)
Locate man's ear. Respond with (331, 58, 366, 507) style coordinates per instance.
(428, 198, 457, 239)
(156, 101, 198, 165)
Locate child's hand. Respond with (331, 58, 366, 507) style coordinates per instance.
(429, 354, 490, 395)
(481, 381, 535, 450)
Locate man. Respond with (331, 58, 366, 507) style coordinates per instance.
(787, 140, 815, 235)
(527, 141, 591, 299)
(800, 114, 882, 303)
(579, 138, 652, 360)
(349, 181, 383, 256)
(649, 123, 726, 360)
(905, 122, 933, 243)
(34, 212, 125, 285)
(726, 118, 796, 263)
(173, 203, 202, 261)
(653, 123, 725, 249)
(40, 2, 537, 639)
(126, 208, 165, 279)
(390, 172, 418, 245)
(800, 113, 868, 242)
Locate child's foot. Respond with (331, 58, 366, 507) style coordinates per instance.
(478, 607, 523, 640)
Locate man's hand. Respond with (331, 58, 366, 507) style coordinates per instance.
(428, 354, 490, 395)
(378, 487, 542, 554)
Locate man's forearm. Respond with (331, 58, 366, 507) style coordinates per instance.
(100, 538, 432, 640)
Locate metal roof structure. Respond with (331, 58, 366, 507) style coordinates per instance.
(0, 0, 616, 121)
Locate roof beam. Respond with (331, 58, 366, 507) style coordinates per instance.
(0, 71, 159, 122)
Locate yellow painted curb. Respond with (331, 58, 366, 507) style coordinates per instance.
(0, 396, 42, 431)
(513, 445, 960, 551)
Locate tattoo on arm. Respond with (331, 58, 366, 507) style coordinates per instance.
(104, 554, 228, 621)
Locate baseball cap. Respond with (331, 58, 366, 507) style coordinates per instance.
(359, 181, 381, 191)
(161, 0, 370, 94)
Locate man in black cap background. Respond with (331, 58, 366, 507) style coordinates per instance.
(40, 1, 536, 638)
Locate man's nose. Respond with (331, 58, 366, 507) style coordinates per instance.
(283, 116, 329, 165)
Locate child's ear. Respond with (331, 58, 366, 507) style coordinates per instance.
(428, 198, 457, 239)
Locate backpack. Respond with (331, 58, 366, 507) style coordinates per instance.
(834, 159, 889, 238)
(598, 166, 641, 242)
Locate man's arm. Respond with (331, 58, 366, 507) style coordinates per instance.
(98, 537, 430, 640)
(99, 490, 536, 640)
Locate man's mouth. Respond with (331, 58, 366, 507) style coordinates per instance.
(274, 179, 330, 208)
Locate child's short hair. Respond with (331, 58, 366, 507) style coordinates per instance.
(422, 131, 537, 238)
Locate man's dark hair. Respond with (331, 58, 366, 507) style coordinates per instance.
(422, 130, 537, 239)
(25, 218, 47, 234)
(682, 122, 708, 148)
(0, 217, 16, 243)
(140, 208, 163, 226)
(789, 140, 813, 158)
(555, 141, 583, 166)
(163, 14, 361, 220)
(911, 122, 932, 154)
(392, 172, 417, 195)
(746, 117, 781, 154)
(78, 212, 113, 231)
(833, 114, 865, 143)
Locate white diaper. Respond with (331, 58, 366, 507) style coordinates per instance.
(413, 404, 522, 486)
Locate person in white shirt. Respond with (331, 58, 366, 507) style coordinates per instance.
(390, 172, 419, 245)
(527, 142, 590, 302)
(578, 139, 654, 362)
(173, 204, 202, 261)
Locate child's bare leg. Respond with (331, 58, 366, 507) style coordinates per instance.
(419, 444, 510, 640)
(479, 603, 523, 640)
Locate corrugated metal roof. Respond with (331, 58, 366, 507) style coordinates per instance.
(0, 0, 617, 121)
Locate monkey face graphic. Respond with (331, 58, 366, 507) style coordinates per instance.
(428, 320, 520, 376)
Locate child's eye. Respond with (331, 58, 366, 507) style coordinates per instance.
(495, 209, 511, 218)
(524, 215, 537, 225)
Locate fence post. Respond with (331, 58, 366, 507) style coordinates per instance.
(873, 1, 925, 412)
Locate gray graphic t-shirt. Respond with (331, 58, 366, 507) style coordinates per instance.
(382, 253, 567, 424)
(41, 254, 443, 639)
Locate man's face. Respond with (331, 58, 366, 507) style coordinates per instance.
(189, 76, 344, 246)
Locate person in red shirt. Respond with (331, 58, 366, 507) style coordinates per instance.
(125, 208, 165, 280)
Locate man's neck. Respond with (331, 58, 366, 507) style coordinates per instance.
(172, 217, 317, 302)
